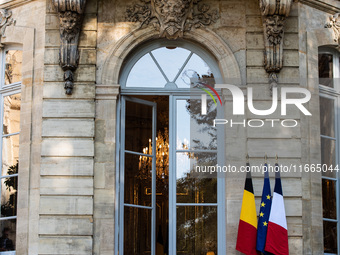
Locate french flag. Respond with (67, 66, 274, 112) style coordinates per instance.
(265, 164, 289, 255)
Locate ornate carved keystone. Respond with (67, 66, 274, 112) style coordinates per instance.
(260, 0, 292, 87)
(52, 0, 86, 95)
(126, 0, 219, 40)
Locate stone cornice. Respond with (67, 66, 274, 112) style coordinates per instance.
(0, 0, 33, 9)
(299, 0, 340, 14)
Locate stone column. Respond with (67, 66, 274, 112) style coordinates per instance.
(93, 84, 120, 255)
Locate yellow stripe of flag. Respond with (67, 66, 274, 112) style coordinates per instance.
(240, 190, 258, 229)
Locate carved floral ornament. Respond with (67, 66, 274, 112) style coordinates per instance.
(52, 0, 86, 95)
(126, 0, 219, 40)
(325, 13, 340, 47)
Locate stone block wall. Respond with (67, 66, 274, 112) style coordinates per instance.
(205, 0, 305, 253)
(39, 0, 98, 253)
(36, 0, 336, 254)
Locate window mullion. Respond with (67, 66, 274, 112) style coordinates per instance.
(0, 50, 4, 89)
(334, 54, 340, 92)
(149, 52, 170, 83)
(172, 52, 193, 83)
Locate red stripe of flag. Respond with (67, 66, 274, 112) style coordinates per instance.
(236, 220, 259, 255)
(265, 221, 289, 255)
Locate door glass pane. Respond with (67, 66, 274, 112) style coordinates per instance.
(322, 179, 337, 219)
(176, 54, 214, 88)
(126, 53, 166, 88)
(176, 100, 217, 151)
(0, 219, 16, 251)
(1, 176, 17, 217)
(177, 206, 217, 254)
(321, 138, 336, 178)
(124, 153, 152, 206)
(319, 96, 335, 138)
(124, 206, 151, 255)
(125, 100, 153, 154)
(319, 53, 334, 87)
(151, 47, 191, 82)
(5, 50, 22, 86)
(176, 152, 217, 203)
(324, 220, 338, 254)
(2, 135, 19, 177)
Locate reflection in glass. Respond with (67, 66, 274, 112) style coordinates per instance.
(319, 54, 334, 87)
(151, 47, 191, 82)
(2, 135, 19, 177)
(3, 94, 21, 135)
(177, 54, 213, 88)
(177, 206, 217, 255)
(319, 96, 335, 138)
(155, 128, 169, 194)
(124, 153, 152, 206)
(324, 220, 338, 254)
(322, 179, 337, 219)
(5, 50, 22, 86)
(0, 219, 15, 251)
(124, 206, 151, 255)
(125, 101, 153, 154)
(126, 53, 166, 88)
(321, 138, 336, 178)
(176, 100, 217, 151)
(1, 176, 17, 218)
(176, 153, 217, 203)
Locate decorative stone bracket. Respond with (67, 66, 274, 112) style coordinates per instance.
(260, 0, 292, 88)
(0, 9, 15, 45)
(126, 0, 219, 40)
(52, 0, 86, 95)
(325, 13, 340, 47)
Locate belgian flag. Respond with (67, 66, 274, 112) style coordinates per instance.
(236, 165, 259, 255)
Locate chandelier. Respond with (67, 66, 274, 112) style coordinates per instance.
(138, 128, 169, 191)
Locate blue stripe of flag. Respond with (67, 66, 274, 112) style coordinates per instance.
(256, 164, 272, 254)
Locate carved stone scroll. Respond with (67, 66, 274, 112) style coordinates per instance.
(325, 13, 340, 47)
(0, 9, 14, 44)
(126, 0, 219, 40)
(260, 0, 292, 88)
(52, 0, 86, 95)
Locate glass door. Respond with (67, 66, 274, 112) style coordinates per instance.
(119, 96, 157, 255)
(119, 95, 225, 255)
(170, 96, 225, 255)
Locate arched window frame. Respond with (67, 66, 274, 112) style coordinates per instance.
(116, 40, 226, 255)
(119, 40, 224, 94)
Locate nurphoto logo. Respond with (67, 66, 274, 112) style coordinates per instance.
(197, 83, 312, 128)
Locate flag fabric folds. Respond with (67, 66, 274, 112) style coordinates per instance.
(265, 164, 289, 255)
(236, 164, 259, 255)
(256, 164, 272, 254)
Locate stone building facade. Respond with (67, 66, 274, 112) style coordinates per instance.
(0, 0, 337, 254)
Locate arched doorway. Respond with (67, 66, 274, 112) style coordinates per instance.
(117, 40, 226, 255)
